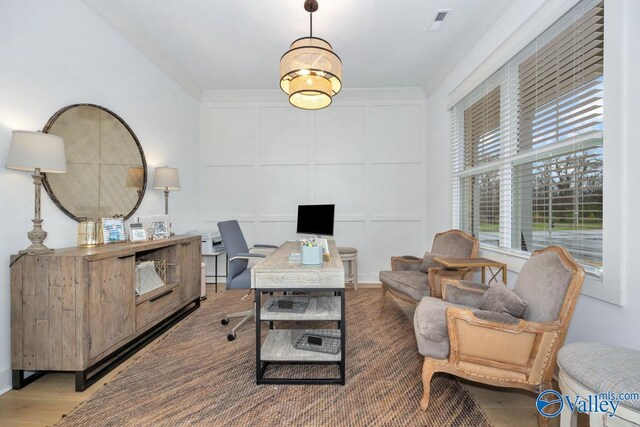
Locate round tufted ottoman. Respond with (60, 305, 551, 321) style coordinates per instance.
(337, 247, 358, 290)
(558, 342, 640, 426)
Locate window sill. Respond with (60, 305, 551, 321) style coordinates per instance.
(477, 244, 621, 306)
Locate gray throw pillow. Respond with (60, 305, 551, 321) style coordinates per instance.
(420, 251, 439, 273)
(479, 282, 528, 319)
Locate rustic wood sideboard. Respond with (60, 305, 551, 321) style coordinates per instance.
(10, 235, 201, 391)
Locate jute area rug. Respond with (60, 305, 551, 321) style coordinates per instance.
(57, 289, 491, 426)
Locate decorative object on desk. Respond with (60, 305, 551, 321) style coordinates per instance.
(137, 215, 171, 239)
(135, 260, 166, 295)
(152, 221, 169, 240)
(99, 217, 126, 244)
(5, 130, 67, 254)
(288, 252, 301, 262)
(280, 0, 342, 110)
(292, 329, 341, 355)
(265, 296, 310, 314)
(300, 239, 323, 265)
(41, 104, 146, 222)
(129, 222, 147, 242)
(77, 219, 98, 247)
(153, 166, 180, 215)
(126, 166, 145, 197)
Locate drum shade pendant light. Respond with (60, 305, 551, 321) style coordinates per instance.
(280, 0, 342, 110)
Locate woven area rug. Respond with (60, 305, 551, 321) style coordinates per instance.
(57, 289, 491, 426)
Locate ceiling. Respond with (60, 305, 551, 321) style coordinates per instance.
(82, 0, 515, 99)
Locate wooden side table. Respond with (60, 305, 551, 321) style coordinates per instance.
(433, 257, 508, 285)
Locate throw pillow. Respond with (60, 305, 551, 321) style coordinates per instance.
(420, 251, 439, 273)
(479, 282, 528, 319)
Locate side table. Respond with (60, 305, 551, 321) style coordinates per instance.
(203, 248, 228, 293)
(433, 256, 507, 285)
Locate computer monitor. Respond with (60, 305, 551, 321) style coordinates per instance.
(296, 204, 335, 236)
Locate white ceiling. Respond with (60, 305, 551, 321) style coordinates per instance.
(82, 0, 515, 99)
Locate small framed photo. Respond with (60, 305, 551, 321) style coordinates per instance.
(101, 218, 126, 244)
(152, 221, 169, 240)
(129, 223, 147, 242)
(138, 215, 171, 239)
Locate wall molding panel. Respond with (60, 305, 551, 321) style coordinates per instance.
(200, 89, 428, 283)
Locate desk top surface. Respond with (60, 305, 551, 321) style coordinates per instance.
(252, 240, 344, 274)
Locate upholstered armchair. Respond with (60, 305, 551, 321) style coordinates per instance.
(379, 229, 478, 307)
(414, 246, 585, 427)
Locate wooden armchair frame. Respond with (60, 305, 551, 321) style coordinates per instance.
(381, 229, 479, 307)
(418, 246, 585, 427)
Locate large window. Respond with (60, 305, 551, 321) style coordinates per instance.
(451, 0, 604, 275)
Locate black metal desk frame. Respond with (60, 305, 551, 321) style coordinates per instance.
(255, 287, 346, 385)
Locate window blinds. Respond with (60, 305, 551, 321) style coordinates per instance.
(451, 0, 604, 272)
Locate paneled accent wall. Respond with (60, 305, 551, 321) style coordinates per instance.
(200, 89, 427, 282)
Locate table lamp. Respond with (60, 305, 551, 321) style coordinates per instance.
(5, 130, 67, 254)
(153, 166, 179, 215)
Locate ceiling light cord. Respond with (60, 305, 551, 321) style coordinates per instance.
(310, 12, 313, 38)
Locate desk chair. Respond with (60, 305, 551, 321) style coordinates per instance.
(218, 220, 277, 341)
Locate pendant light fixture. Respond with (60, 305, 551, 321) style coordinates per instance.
(280, 0, 342, 110)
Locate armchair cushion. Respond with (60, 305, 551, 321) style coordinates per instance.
(380, 270, 430, 301)
(479, 282, 528, 319)
(471, 309, 520, 325)
(442, 280, 488, 307)
(414, 298, 466, 359)
(420, 251, 439, 273)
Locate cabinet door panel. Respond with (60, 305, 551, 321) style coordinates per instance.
(180, 241, 201, 302)
(88, 256, 135, 359)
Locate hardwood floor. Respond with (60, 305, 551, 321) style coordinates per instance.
(0, 284, 574, 426)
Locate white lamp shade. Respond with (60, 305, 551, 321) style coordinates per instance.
(6, 130, 67, 173)
(153, 166, 180, 190)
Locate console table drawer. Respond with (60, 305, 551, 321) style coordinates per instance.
(136, 287, 181, 331)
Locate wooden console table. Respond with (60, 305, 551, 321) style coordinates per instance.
(252, 240, 346, 385)
(10, 235, 201, 391)
(433, 256, 508, 285)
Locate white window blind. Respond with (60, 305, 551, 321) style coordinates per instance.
(451, 0, 604, 274)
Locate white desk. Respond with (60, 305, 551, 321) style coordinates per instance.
(251, 240, 346, 385)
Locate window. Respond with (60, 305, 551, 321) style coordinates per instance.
(451, 0, 604, 275)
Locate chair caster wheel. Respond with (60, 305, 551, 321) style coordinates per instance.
(227, 333, 236, 341)
(221, 318, 229, 325)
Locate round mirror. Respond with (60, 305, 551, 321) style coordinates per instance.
(42, 104, 147, 221)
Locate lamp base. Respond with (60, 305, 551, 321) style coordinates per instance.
(19, 246, 54, 255)
(21, 219, 54, 255)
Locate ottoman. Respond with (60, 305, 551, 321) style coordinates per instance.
(558, 342, 640, 426)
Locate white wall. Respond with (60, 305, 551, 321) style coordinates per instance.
(200, 89, 428, 283)
(425, 0, 640, 349)
(0, 0, 200, 393)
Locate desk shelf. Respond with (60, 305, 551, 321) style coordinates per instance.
(261, 329, 341, 362)
(260, 296, 341, 322)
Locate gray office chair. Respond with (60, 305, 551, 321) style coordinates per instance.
(218, 220, 277, 341)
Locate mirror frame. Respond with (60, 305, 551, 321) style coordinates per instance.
(42, 103, 147, 222)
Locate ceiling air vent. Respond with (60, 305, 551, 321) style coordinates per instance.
(428, 9, 451, 31)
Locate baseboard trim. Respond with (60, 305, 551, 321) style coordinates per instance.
(351, 282, 382, 289)
(0, 367, 12, 395)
